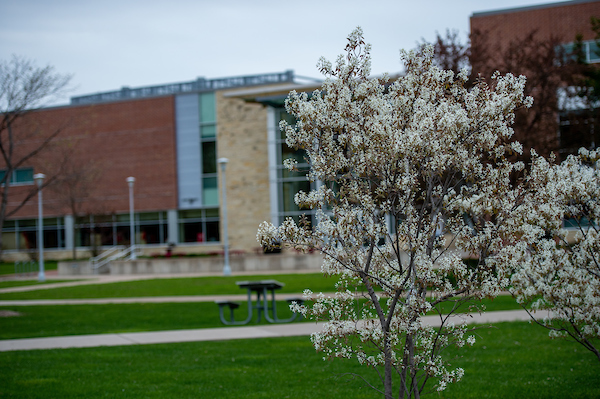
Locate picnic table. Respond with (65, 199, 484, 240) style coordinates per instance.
(215, 279, 303, 325)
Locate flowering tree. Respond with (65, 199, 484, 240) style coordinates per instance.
(510, 149, 600, 362)
(258, 28, 532, 398)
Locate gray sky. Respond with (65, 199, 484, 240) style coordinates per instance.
(0, 0, 567, 105)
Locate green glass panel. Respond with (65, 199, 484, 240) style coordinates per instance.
(0, 170, 6, 184)
(200, 92, 216, 123)
(19, 219, 37, 228)
(14, 168, 33, 183)
(282, 180, 310, 212)
(278, 110, 295, 139)
(179, 210, 203, 220)
(281, 168, 308, 179)
(202, 141, 217, 174)
(201, 124, 216, 138)
(205, 208, 219, 218)
(589, 42, 600, 62)
(282, 144, 307, 165)
(203, 177, 218, 206)
(138, 212, 159, 221)
(43, 218, 58, 226)
(116, 214, 130, 223)
(3, 220, 15, 229)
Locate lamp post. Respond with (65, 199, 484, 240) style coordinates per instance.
(126, 176, 136, 260)
(217, 158, 231, 276)
(33, 173, 45, 282)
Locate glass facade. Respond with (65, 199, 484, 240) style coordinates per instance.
(0, 167, 34, 185)
(75, 212, 169, 248)
(1, 218, 65, 251)
(200, 92, 219, 207)
(178, 208, 220, 243)
(274, 107, 316, 225)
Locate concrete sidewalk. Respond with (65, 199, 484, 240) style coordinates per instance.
(0, 309, 536, 352)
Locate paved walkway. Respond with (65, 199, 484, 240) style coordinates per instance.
(0, 309, 535, 352)
(0, 273, 541, 352)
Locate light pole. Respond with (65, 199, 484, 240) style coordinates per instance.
(126, 176, 136, 260)
(217, 158, 231, 276)
(33, 173, 45, 282)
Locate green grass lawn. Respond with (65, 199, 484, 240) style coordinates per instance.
(439, 321, 600, 398)
(0, 273, 339, 300)
(0, 261, 58, 276)
(0, 321, 598, 399)
(0, 295, 523, 340)
(0, 301, 309, 339)
(0, 280, 82, 289)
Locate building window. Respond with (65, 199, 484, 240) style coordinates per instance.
(272, 107, 316, 225)
(1, 217, 65, 251)
(178, 208, 220, 243)
(200, 92, 218, 207)
(75, 212, 169, 248)
(559, 108, 599, 157)
(176, 91, 220, 210)
(0, 167, 34, 185)
(560, 40, 600, 64)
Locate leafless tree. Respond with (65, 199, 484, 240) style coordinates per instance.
(0, 55, 72, 257)
(419, 29, 471, 77)
(46, 141, 102, 260)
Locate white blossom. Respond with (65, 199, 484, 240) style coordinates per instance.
(258, 27, 536, 397)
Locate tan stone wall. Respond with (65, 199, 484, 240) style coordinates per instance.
(216, 91, 271, 253)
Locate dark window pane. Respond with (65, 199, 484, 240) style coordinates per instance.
(282, 180, 311, 212)
(202, 141, 217, 174)
(180, 222, 204, 243)
(140, 224, 161, 244)
(281, 144, 307, 164)
(206, 221, 220, 242)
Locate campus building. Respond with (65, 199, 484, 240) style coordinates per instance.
(3, 0, 598, 262)
(1, 72, 320, 260)
(470, 0, 600, 158)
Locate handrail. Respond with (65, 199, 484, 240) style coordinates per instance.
(90, 245, 139, 274)
(90, 246, 122, 264)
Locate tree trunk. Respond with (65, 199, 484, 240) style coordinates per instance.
(384, 334, 393, 399)
(399, 334, 416, 399)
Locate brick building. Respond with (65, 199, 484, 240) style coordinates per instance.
(1, 72, 320, 260)
(470, 0, 600, 158)
(471, 0, 599, 47)
(6, 1, 598, 262)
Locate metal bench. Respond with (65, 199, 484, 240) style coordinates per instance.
(215, 300, 241, 325)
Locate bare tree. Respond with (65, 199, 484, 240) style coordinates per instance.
(0, 55, 72, 257)
(46, 142, 102, 260)
(419, 29, 471, 78)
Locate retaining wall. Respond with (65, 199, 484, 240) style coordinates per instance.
(58, 253, 323, 276)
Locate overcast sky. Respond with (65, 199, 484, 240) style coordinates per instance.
(1, 0, 567, 106)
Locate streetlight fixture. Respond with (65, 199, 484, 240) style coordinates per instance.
(33, 173, 46, 282)
(126, 176, 136, 260)
(217, 158, 231, 276)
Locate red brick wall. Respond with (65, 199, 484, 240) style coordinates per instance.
(471, 1, 600, 50)
(3, 96, 178, 219)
